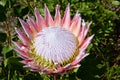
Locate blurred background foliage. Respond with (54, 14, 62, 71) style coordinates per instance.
(0, 0, 120, 80)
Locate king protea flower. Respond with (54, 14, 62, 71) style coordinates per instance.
(13, 4, 94, 75)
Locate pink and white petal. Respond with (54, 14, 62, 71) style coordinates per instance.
(82, 19, 86, 27)
(56, 64, 64, 71)
(41, 69, 55, 75)
(14, 48, 29, 59)
(54, 68, 65, 74)
(70, 16, 78, 31)
(23, 63, 35, 69)
(34, 8, 47, 30)
(79, 20, 92, 39)
(71, 50, 89, 66)
(12, 41, 27, 49)
(78, 31, 84, 46)
(29, 64, 44, 72)
(70, 16, 81, 37)
(79, 19, 86, 35)
(18, 55, 28, 59)
(16, 29, 30, 44)
(71, 12, 80, 24)
(23, 61, 39, 70)
(20, 59, 32, 64)
(44, 4, 54, 26)
(72, 64, 81, 68)
(80, 35, 94, 50)
(18, 18, 33, 38)
(78, 20, 90, 46)
(27, 17, 38, 35)
(83, 21, 92, 38)
(64, 64, 71, 69)
(67, 64, 81, 71)
(54, 5, 61, 26)
(54, 62, 64, 74)
(75, 17, 81, 37)
(62, 4, 70, 30)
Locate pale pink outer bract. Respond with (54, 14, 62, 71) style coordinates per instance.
(13, 4, 94, 75)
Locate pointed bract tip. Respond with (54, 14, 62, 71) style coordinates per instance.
(88, 21, 92, 26)
(44, 3, 47, 9)
(56, 4, 60, 10)
(34, 7, 38, 13)
(89, 34, 95, 40)
(67, 3, 70, 7)
(66, 3, 70, 10)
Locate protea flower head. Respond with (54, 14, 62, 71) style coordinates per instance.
(13, 4, 94, 75)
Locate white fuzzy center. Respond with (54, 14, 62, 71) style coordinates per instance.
(34, 27, 76, 64)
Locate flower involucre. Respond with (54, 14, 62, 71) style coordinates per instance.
(13, 4, 94, 75)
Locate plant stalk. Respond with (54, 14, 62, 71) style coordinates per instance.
(53, 75, 57, 80)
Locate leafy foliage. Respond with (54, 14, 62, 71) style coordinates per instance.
(0, 0, 120, 80)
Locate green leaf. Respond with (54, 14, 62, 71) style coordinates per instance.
(2, 46, 12, 54)
(73, 67, 79, 73)
(0, 44, 3, 54)
(21, 7, 29, 17)
(97, 64, 104, 69)
(0, 32, 7, 43)
(0, 5, 6, 22)
(0, 0, 7, 6)
(112, 1, 120, 6)
(7, 57, 23, 67)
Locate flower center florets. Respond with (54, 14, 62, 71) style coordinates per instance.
(33, 27, 78, 67)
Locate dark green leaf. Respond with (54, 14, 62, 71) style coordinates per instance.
(0, 32, 7, 42)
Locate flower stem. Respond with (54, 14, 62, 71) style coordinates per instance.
(53, 75, 57, 80)
(4, 21, 11, 46)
